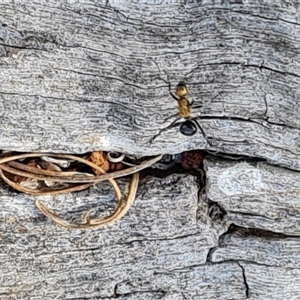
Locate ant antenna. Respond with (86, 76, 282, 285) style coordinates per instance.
(151, 59, 168, 84)
(152, 59, 178, 101)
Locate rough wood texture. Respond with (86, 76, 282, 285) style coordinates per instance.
(0, 1, 300, 168)
(205, 157, 300, 299)
(205, 156, 300, 235)
(210, 228, 300, 299)
(1, 1, 300, 299)
(0, 174, 230, 299)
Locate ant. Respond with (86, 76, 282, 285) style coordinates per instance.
(150, 61, 211, 146)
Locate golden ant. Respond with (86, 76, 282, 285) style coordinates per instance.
(150, 61, 211, 146)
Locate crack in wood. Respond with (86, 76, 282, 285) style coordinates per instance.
(237, 262, 250, 299)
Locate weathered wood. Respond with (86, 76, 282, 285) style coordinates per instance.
(1, 1, 300, 299)
(0, 174, 230, 299)
(0, 1, 299, 168)
(205, 157, 300, 298)
(116, 263, 245, 299)
(211, 228, 300, 268)
(241, 263, 300, 300)
(205, 156, 300, 235)
(3, 158, 300, 299)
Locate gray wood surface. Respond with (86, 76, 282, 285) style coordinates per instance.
(0, 1, 300, 168)
(205, 157, 300, 235)
(1, 1, 300, 299)
(0, 174, 230, 299)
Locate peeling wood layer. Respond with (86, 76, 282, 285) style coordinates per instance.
(205, 156, 300, 235)
(211, 228, 300, 268)
(0, 1, 299, 169)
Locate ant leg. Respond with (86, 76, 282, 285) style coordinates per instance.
(150, 117, 181, 144)
(152, 59, 178, 101)
(167, 75, 179, 101)
(163, 112, 179, 123)
(194, 119, 212, 147)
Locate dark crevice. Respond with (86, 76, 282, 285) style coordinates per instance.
(119, 231, 203, 246)
(231, 8, 300, 27)
(209, 137, 251, 145)
(208, 201, 227, 221)
(227, 210, 278, 221)
(237, 262, 250, 299)
(206, 246, 217, 263)
(266, 118, 299, 131)
(209, 138, 297, 157)
(222, 224, 300, 239)
(206, 145, 300, 172)
(181, 292, 188, 299)
(161, 259, 288, 273)
(113, 282, 118, 298)
(113, 283, 166, 299)
(243, 63, 300, 79)
(206, 223, 234, 262)
(211, 258, 283, 269)
(206, 150, 261, 162)
(263, 93, 269, 117)
(160, 262, 209, 273)
(0, 42, 48, 51)
(139, 163, 186, 179)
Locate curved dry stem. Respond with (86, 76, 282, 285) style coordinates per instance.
(0, 152, 161, 229)
(0, 154, 162, 184)
(0, 153, 125, 200)
(35, 172, 139, 229)
(0, 168, 94, 195)
(7, 161, 93, 177)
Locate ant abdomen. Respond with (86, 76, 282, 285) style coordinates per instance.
(180, 120, 197, 136)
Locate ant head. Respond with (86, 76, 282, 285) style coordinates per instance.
(175, 82, 188, 97)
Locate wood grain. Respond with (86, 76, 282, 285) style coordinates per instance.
(205, 156, 300, 235)
(0, 1, 299, 168)
(0, 1, 299, 299)
(0, 174, 226, 299)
